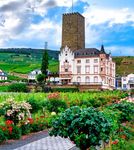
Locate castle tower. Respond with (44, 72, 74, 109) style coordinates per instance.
(61, 12, 85, 51)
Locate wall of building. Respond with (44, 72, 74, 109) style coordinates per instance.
(59, 46, 115, 89)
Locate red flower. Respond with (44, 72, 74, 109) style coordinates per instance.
(8, 127, 13, 134)
(6, 120, 13, 126)
(28, 118, 34, 124)
(112, 140, 119, 145)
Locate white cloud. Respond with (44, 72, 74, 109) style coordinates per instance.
(83, 6, 134, 26)
(106, 46, 134, 56)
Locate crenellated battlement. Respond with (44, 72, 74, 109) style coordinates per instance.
(63, 12, 84, 18)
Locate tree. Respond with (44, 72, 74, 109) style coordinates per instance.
(41, 50, 49, 81)
(36, 74, 45, 83)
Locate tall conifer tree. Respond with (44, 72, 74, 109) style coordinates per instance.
(41, 50, 49, 80)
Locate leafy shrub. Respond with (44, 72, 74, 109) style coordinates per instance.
(52, 88, 79, 92)
(36, 74, 45, 83)
(9, 125, 22, 139)
(79, 99, 92, 108)
(21, 123, 31, 135)
(46, 93, 67, 113)
(109, 101, 134, 122)
(29, 117, 47, 132)
(89, 98, 102, 107)
(8, 83, 28, 92)
(49, 106, 111, 150)
(0, 129, 6, 143)
(27, 98, 43, 113)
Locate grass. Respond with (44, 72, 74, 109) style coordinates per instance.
(0, 90, 127, 103)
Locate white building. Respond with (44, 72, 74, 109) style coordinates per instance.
(59, 45, 116, 90)
(28, 69, 42, 81)
(0, 69, 7, 81)
(122, 74, 134, 90)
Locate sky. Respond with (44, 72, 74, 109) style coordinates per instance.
(0, 0, 134, 56)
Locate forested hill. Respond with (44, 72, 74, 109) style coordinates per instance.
(0, 48, 60, 60)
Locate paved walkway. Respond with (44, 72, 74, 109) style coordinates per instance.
(0, 131, 78, 150)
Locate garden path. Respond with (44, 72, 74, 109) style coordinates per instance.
(0, 130, 78, 150)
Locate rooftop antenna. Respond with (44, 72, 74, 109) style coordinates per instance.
(45, 41, 48, 50)
(72, 0, 74, 12)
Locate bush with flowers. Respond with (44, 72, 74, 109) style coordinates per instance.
(0, 120, 21, 140)
(46, 92, 67, 113)
(0, 98, 32, 125)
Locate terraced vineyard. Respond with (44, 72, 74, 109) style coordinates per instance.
(0, 52, 59, 74)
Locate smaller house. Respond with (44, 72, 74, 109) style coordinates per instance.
(0, 69, 7, 81)
(115, 76, 122, 90)
(28, 69, 42, 81)
(122, 73, 134, 90)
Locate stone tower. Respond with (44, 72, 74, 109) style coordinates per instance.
(61, 12, 85, 51)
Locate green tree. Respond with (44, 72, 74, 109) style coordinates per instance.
(36, 74, 45, 83)
(41, 50, 49, 81)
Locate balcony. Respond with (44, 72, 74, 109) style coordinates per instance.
(73, 82, 102, 85)
(60, 73, 72, 79)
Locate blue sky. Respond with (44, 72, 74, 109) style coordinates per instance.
(0, 0, 134, 56)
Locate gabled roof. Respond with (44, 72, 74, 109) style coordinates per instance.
(74, 48, 101, 58)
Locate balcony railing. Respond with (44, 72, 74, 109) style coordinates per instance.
(60, 74, 72, 78)
(72, 82, 102, 85)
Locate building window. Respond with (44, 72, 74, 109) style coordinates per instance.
(94, 59, 98, 63)
(123, 77, 126, 81)
(86, 59, 90, 63)
(94, 76, 98, 83)
(65, 59, 68, 63)
(77, 60, 81, 63)
(101, 67, 103, 72)
(123, 84, 127, 89)
(77, 66, 81, 74)
(77, 76, 81, 82)
(130, 77, 134, 81)
(65, 69, 68, 72)
(101, 58, 103, 61)
(94, 66, 98, 74)
(85, 66, 90, 73)
(85, 76, 90, 83)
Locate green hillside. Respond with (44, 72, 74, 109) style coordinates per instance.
(0, 50, 59, 74)
(113, 56, 134, 76)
